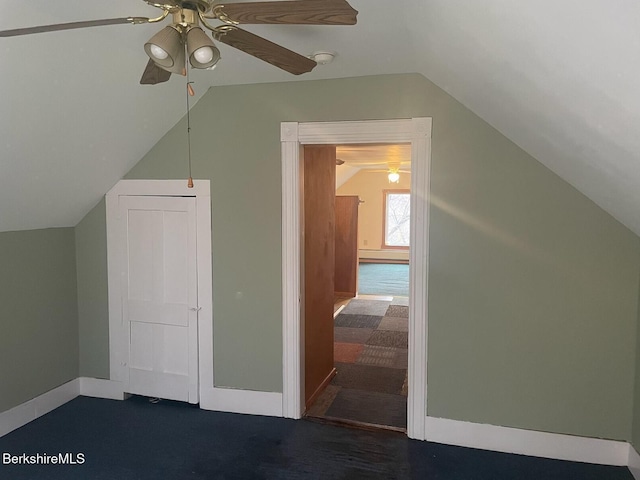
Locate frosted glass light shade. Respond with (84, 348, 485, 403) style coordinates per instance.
(144, 26, 184, 73)
(194, 47, 214, 64)
(149, 44, 169, 60)
(187, 27, 220, 69)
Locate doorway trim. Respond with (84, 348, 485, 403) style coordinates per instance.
(105, 179, 213, 402)
(281, 118, 432, 440)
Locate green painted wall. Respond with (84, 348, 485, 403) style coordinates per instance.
(632, 274, 640, 448)
(426, 107, 640, 440)
(124, 74, 436, 392)
(76, 73, 640, 441)
(0, 228, 78, 413)
(75, 199, 109, 379)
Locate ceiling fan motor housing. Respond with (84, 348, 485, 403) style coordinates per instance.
(172, 8, 199, 30)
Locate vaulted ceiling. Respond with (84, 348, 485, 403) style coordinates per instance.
(2, 1, 639, 236)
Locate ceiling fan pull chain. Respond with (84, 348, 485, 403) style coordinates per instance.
(186, 66, 195, 189)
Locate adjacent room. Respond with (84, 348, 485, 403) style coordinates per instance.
(306, 144, 412, 430)
(2, 1, 640, 479)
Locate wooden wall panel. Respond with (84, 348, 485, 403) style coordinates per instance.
(334, 196, 359, 297)
(303, 145, 336, 407)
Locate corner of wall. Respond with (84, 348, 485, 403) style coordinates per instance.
(630, 258, 640, 449)
(75, 198, 110, 379)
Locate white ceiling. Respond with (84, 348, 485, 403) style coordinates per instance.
(335, 144, 412, 189)
(337, 144, 412, 170)
(2, 1, 640, 236)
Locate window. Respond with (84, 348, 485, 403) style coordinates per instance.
(383, 190, 410, 248)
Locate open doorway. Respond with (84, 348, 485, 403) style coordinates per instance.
(306, 144, 411, 431)
(281, 118, 431, 441)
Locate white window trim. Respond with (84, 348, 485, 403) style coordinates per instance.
(383, 189, 411, 249)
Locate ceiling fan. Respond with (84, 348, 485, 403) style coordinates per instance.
(0, 0, 358, 85)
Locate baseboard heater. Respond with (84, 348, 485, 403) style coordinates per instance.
(359, 249, 409, 264)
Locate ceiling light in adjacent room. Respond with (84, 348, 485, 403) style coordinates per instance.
(388, 162, 401, 183)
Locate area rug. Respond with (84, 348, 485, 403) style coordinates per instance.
(331, 363, 406, 394)
(307, 297, 409, 429)
(325, 388, 408, 428)
(358, 263, 409, 296)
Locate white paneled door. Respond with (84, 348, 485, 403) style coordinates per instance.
(119, 196, 199, 403)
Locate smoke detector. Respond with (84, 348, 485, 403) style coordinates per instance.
(311, 51, 336, 65)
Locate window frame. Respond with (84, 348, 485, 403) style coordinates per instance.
(382, 188, 411, 250)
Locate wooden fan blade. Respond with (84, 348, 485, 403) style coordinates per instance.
(0, 18, 144, 37)
(213, 26, 316, 75)
(213, 0, 358, 25)
(140, 59, 172, 85)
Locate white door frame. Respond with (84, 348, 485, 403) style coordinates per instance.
(281, 118, 432, 440)
(106, 179, 213, 402)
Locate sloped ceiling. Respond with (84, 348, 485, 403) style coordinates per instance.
(2, 1, 640, 236)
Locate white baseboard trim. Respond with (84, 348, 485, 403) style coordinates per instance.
(425, 416, 629, 466)
(79, 377, 125, 400)
(200, 387, 283, 417)
(629, 444, 640, 479)
(1, 380, 636, 472)
(0, 379, 79, 438)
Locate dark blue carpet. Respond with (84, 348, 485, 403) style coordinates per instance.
(0, 396, 632, 479)
(358, 263, 409, 296)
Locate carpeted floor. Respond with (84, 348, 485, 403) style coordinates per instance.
(0, 395, 632, 480)
(307, 297, 409, 429)
(358, 263, 409, 296)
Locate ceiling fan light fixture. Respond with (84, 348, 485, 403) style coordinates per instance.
(387, 161, 401, 183)
(165, 42, 186, 74)
(149, 44, 169, 60)
(144, 25, 183, 69)
(187, 27, 220, 69)
(194, 46, 214, 63)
